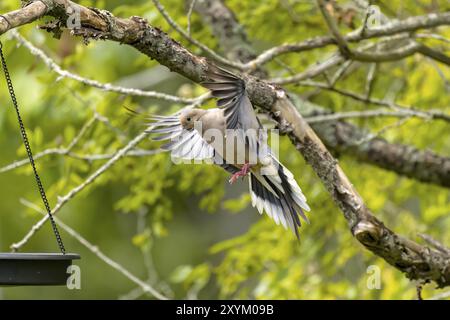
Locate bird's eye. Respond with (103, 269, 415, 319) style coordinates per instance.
(186, 117, 192, 122)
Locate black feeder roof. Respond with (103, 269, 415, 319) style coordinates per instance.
(0, 253, 81, 286)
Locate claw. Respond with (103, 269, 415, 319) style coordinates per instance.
(228, 163, 251, 184)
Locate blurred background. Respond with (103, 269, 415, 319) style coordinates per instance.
(0, 0, 449, 299)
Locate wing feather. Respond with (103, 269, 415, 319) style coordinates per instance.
(202, 65, 259, 132)
(147, 115, 215, 161)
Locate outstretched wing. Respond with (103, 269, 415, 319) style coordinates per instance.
(202, 65, 261, 131)
(147, 115, 214, 161)
(202, 65, 262, 158)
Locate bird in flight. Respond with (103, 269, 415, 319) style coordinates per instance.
(146, 65, 310, 238)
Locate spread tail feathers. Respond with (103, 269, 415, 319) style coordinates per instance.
(249, 163, 310, 239)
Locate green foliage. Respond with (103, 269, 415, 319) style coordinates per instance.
(0, 0, 448, 300)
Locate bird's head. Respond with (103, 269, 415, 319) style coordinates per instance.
(179, 109, 205, 129)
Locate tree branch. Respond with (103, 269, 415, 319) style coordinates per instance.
(315, 1, 449, 66)
(194, 0, 450, 188)
(0, 1, 47, 35)
(9, 99, 203, 253)
(316, 0, 352, 57)
(2, 0, 449, 288)
(192, 0, 266, 78)
(271, 54, 345, 85)
(150, 0, 244, 70)
(305, 109, 439, 123)
(11, 30, 202, 103)
(193, 0, 450, 287)
(308, 108, 450, 188)
(10, 129, 150, 252)
(20, 198, 169, 300)
(244, 11, 450, 69)
(297, 80, 450, 123)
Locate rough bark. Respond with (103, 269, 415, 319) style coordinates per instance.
(316, 119, 450, 188)
(195, 0, 450, 288)
(195, 0, 450, 189)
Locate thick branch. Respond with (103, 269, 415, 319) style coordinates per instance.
(194, 0, 450, 287)
(0, 1, 47, 34)
(195, 0, 450, 187)
(11, 30, 199, 103)
(2, 0, 449, 288)
(309, 108, 450, 188)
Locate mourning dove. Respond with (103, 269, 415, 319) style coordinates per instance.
(147, 65, 310, 238)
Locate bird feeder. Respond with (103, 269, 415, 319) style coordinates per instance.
(0, 253, 80, 286)
(0, 40, 80, 286)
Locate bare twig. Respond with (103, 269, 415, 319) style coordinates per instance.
(0, 1, 47, 35)
(11, 30, 198, 103)
(0, 148, 162, 173)
(119, 286, 148, 300)
(365, 63, 377, 99)
(10, 130, 151, 251)
(428, 290, 450, 300)
(0, 115, 97, 173)
(316, 0, 352, 57)
(271, 54, 344, 84)
(19, 198, 169, 300)
(296, 80, 450, 123)
(244, 11, 450, 69)
(417, 284, 424, 300)
(2, 0, 449, 288)
(1, 2, 448, 71)
(191, 0, 450, 288)
(330, 60, 353, 85)
(186, 0, 197, 36)
(151, 0, 244, 70)
(360, 0, 373, 36)
(305, 109, 431, 123)
(418, 234, 450, 256)
(416, 44, 450, 66)
(355, 116, 412, 145)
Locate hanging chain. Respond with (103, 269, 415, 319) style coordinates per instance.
(0, 41, 66, 254)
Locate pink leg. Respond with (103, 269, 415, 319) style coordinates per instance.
(229, 163, 251, 184)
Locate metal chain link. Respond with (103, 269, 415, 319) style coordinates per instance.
(0, 41, 66, 254)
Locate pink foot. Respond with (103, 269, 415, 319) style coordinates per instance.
(229, 163, 251, 184)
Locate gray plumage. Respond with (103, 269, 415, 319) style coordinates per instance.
(147, 65, 310, 238)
